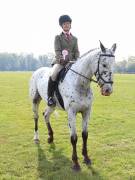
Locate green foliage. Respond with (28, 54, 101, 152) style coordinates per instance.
(1, 52, 135, 73)
(115, 56, 135, 73)
(0, 73, 135, 180)
(0, 53, 53, 71)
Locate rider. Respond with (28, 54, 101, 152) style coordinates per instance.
(47, 15, 80, 106)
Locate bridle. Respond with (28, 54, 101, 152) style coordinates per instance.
(94, 53, 115, 86)
(69, 52, 115, 86)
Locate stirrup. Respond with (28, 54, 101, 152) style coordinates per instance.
(47, 97, 56, 106)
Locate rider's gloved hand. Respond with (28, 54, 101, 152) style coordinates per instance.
(59, 55, 69, 65)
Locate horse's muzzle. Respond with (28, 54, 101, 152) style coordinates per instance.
(101, 87, 112, 96)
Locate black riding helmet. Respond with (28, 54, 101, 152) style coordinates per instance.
(59, 15, 72, 26)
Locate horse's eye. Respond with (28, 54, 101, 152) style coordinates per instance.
(103, 64, 107, 68)
(103, 71, 107, 75)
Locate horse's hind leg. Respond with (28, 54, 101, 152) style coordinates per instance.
(32, 91, 41, 144)
(43, 106, 55, 144)
(81, 108, 91, 165)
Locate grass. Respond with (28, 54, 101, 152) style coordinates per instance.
(0, 72, 135, 180)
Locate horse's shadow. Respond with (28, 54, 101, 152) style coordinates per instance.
(36, 143, 104, 180)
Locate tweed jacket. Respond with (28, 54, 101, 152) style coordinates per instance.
(52, 32, 80, 65)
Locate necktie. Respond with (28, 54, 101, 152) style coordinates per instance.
(66, 33, 70, 41)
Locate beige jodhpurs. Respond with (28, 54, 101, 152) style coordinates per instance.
(50, 64, 64, 81)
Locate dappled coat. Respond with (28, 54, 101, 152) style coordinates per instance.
(52, 32, 80, 65)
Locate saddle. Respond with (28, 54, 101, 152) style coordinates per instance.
(56, 63, 72, 83)
(54, 63, 72, 109)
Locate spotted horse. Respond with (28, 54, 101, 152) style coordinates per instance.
(29, 41, 116, 171)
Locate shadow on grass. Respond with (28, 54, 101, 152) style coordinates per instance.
(36, 143, 104, 180)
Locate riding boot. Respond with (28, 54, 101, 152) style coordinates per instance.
(47, 77, 57, 106)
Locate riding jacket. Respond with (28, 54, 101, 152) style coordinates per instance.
(52, 32, 80, 65)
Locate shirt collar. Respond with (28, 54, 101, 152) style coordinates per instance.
(63, 31, 71, 35)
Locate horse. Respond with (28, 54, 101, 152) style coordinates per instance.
(29, 41, 116, 171)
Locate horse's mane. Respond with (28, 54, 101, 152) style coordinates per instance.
(73, 48, 100, 67)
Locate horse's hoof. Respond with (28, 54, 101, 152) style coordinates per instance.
(34, 139, 40, 144)
(83, 158, 92, 165)
(72, 164, 81, 172)
(47, 137, 53, 144)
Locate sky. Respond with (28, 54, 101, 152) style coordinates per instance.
(0, 0, 135, 61)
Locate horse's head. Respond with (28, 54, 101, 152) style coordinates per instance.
(95, 41, 116, 96)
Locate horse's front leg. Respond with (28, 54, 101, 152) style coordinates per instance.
(81, 108, 92, 165)
(68, 108, 80, 171)
(43, 106, 55, 144)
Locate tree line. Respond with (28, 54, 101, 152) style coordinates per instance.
(0, 53, 54, 71)
(0, 52, 135, 73)
(114, 56, 135, 73)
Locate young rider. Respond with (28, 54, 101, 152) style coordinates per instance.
(47, 15, 80, 106)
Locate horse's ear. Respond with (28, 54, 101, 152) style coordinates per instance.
(111, 43, 117, 53)
(99, 40, 106, 53)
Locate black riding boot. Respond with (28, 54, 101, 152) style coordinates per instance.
(47, 77, 57, 106)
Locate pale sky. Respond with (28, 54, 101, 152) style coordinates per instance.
(0, 0, 135, 61)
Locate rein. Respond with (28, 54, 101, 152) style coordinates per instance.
(69, 68, 98, 83)
(68, 52, 115, 85)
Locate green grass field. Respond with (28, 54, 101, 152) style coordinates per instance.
(0, 72, 135, 180)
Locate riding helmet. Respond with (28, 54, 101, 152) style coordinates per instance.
(59, 15, 72, 26)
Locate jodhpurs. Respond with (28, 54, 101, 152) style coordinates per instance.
(50, 64, 64, 81)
